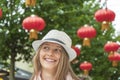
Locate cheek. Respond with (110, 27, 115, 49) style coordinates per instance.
(39, 50, 44, 61)
(39, 50, 44, 57)
(55, 54, 61, 60)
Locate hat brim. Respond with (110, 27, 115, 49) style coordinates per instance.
(32, 40, 77, 61)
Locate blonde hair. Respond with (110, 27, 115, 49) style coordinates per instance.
(30, 44, 80, 80)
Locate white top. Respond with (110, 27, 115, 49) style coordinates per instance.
(34, 72, 74, 80)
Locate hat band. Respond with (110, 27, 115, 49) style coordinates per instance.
(44, 38, 65, 45)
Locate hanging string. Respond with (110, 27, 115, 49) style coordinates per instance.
(105, 0, 108, 9)
(99, 0, 108, 9)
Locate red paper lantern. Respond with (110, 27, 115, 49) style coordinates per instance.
(71, 46, 80, 64)
(104, 41, 119, 55)
(72, 46, 80, 56)
(108, 52, 120, 67)
(0, 8, 2, 18)
(22, 15, 46, 39)
(80, 61, 92, 75)
(94, 8, 115, 31)
(118, 47, 120, 53)
(77, 25, 96, 47)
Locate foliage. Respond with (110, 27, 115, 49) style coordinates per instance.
(0, 0, 120, 80)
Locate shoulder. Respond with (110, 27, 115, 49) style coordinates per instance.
(66, 73, 81, 80)
(66, 73, 73, 80)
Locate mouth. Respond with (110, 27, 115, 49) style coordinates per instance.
(44, 58, 56, 62)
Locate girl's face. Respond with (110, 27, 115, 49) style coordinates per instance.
(39, 42, 62, 70)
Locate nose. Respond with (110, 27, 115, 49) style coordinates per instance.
(47, 49, 54, 56)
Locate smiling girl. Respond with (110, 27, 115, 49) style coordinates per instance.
(30, 29, 80, 80)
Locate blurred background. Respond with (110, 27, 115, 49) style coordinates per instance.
(0, 0, 120, 80)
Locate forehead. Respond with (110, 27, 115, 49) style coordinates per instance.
(42, 42, 62, 48)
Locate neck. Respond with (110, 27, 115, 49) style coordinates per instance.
(41, 68, 56, 80)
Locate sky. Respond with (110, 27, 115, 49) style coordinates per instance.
(100, 0, 120, 35)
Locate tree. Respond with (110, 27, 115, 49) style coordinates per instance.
(0, 0, 119, 80)
(72, 1, 120, 80)
(0, 0, 33, 80)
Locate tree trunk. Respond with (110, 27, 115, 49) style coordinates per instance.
(9, 53, 15, 80)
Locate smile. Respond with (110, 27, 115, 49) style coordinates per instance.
(44, 58, 56, 62)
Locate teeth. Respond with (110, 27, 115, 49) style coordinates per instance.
(45, 58, 55, 62)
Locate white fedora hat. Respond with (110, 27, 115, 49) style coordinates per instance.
(32, 29, 77, 61)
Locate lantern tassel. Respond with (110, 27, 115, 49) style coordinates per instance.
(112, 61, 118, 67)
(25, 0, 36, 7)
(101, 21, 110, 31)
(72, 59, 79, 64)
(83, 70, 89, 76)
(109, 51, 114, 56)
(29, 29, 38, 40)
(25, 0, 31, 6)
(83, 38, 90, 47)
(31, 0, 36, 6)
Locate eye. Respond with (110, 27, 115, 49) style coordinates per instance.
(54, 48, 62, 54)
(42, 46, 49, 51)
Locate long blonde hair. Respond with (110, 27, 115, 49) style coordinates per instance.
(30, 44, 80, 80)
